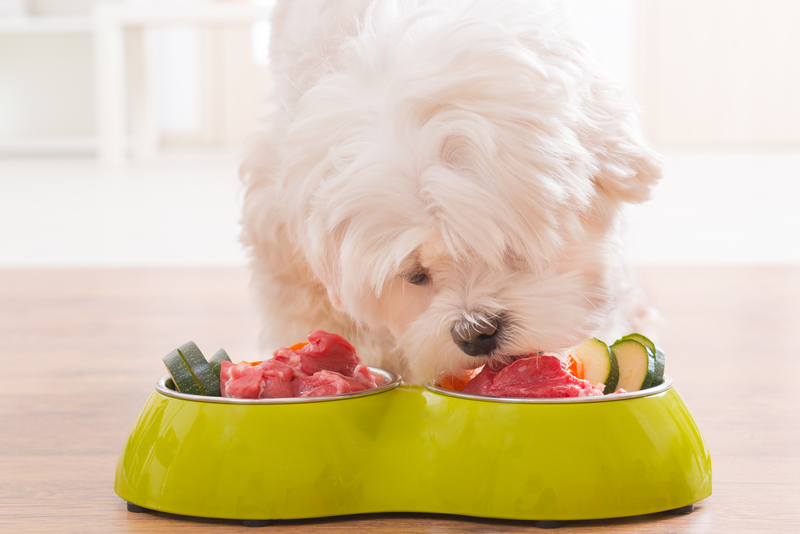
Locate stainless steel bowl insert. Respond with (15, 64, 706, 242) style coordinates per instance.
(156, 366, 402, 404)
(424, 375, 673, 403)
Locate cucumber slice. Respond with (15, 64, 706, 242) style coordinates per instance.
(163, 349, 202, 395)
(209, 348, 232, 380)
(620, 333, 665, 386)
(572, 338, 619, 394)
(177, 341, 221, 397)
(611, 339, 656, 392)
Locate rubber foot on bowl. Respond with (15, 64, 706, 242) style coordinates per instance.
(531, 520, 567, 529)
(126, 502, 148, 514)
(665, 504, 694, 515)
(241, 519, 274, 527)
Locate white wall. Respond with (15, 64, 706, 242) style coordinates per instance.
(0, 32, 95, 139)
(0, 0, 98, 152)
(638, 0, 800, 147)
(564, 0, 637, 100)
(148, 26, 203, 135)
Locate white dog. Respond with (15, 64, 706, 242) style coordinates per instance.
(241, 0, 662, 384)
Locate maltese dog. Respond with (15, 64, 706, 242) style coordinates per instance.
(241, 0, 662, 383)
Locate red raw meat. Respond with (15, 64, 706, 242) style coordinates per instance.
(272, 347, 307, 378)
(462, 355, 604, 398)
(256, 359, 295, 398)
(220, 360, 262, 399)
(223, 330, 381, 399)
(292, 370, 367, 397)
(461, 365, 498, 395)
(351, 365, 382, 389)
(220, 359, 294, 399)
(297, 330, 360, 376)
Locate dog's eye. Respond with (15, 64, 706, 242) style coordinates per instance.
(407, 270, 431, 286)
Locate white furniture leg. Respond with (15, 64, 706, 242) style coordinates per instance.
(94, 7, 127, 165)
(128, 27, 158, 160)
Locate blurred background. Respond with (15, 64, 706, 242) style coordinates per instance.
(0, 0, 798, 267)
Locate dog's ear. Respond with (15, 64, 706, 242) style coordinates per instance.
(580, 82, 663, 206)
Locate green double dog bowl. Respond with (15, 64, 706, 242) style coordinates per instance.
(114, 369, 711, 524)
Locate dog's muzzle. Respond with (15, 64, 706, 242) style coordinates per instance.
(451, 316, 499, 356)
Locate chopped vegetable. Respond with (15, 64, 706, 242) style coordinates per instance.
(620, 333, 665, 386)
(566, 355, 584, 379)
(610, 339, 655, 392)
(572, 338, 619, 394)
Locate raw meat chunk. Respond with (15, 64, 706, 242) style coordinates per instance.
(351, 365, 383, 389)
(462, 355, 604, 398)
(220, 359, 294, 399)
(220, 361, 263, 399)
(461, 365, 498, 395)
(298, 330, 360, 376)
(256, 359, 295, 398)
(223, 330, 382, 399)
(292, 370, 367, 397)
(272, 347, 307, 378)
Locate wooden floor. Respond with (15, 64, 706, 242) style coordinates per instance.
(1, 266, 798, 533)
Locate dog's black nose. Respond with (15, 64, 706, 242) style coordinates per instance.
(451, 317, 499, 356)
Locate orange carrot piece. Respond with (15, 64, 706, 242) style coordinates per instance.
(289, 342, 310, 351)
(439, 375, 455, 391)
(567, 355, 585, 380)
(437, 372, 472, 392)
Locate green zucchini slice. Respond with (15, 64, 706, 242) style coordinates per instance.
(177, 341, 220, 397)
(209, 348, 232, 381)
(573, 338, 619, 394)
(611, 339, 656, 392)
(163, 348, 202, 395)
(620, 333, 665, 386)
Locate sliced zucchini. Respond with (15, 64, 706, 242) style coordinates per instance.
(611, 339, 655, 392)
(620, 333, 665, 386)
(573, 338, 619, 394)
(163, 348, 202, 395)
(177, 341, 220, 397)
(209, 348, 232, 380)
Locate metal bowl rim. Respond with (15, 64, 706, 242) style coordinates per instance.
(155, 366, 402, 404)
(424, 375, 674, 403)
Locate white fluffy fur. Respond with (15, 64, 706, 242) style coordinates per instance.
(242, 0, 662, 383)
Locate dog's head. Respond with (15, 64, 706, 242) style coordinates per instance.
(272, 0, 662, 382)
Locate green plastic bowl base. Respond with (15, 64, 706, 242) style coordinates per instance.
(115, 381, 711, 521)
